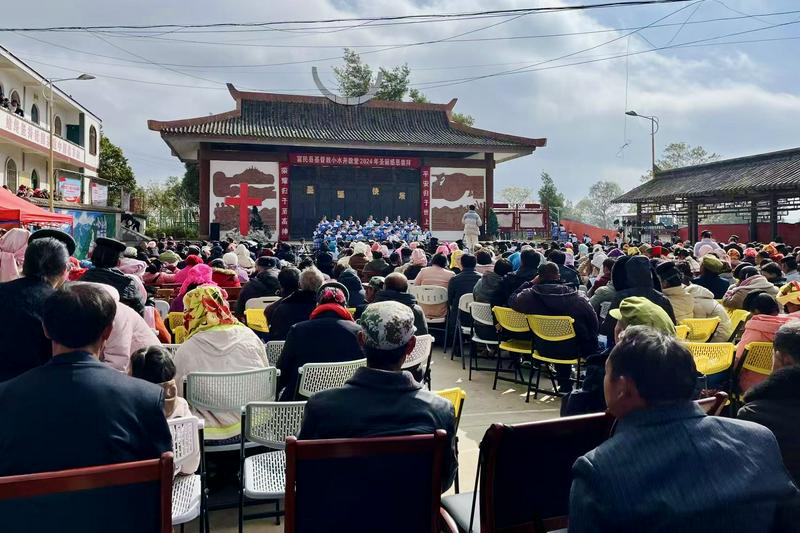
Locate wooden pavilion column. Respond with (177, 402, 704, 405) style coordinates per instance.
(749, 200, 758, 242)
(687, 201, 698, 243)
(484, 152, 495, 236)
(635, 203, 643, 241)
(198, 144, 211, 239)
(770, 194, 779, 240)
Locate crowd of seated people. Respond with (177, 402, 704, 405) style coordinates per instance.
(1, 225, 800, 530)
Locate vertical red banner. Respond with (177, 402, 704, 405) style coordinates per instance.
(420, 167, 431, 231)
(279, 162, 290, 241)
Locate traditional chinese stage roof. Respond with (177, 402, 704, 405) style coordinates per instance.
(615, 147, 800, 205)
(148, 84, 545, 162)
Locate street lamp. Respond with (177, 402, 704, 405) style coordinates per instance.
(48, 74, 95, 211)
(625, 110, 659, 175)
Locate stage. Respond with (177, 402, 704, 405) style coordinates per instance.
(149, 83, 546, 241)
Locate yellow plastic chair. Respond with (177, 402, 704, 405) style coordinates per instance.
(680, 317, 721, 342)
(727, 309, 751, 343)
(525, 315, 582, 402)
(168, 311, 184, 331)
(173, 325, 187, 344)
(684, 342, 735, 376)
(244, 308, 269, 333)
(733, 342, 773, 407)
(675, 324, 690, 340)
(434, 387, 466, 493)
(492, 306, 532, 390)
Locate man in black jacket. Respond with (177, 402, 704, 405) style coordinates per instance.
(510, 262, 598, 393)
(266, 266, 317, 341)
(372, 272, 429, 335)
(0, 235, 71, 382)
(277, 284, 363, 400)
(499, 248, 542, 304)
(447, 253, 481, 345)
(235, 256, 281, 315)
(739, 321, 800, 483)
(0, 281, 172, 474)
(298, 301, 457, 492)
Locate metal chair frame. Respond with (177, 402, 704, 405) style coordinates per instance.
(467, 302, 500, 381)
(491, 306, 532, 391)
(238, 401, 306, 532)
(445, 293, 474, 364)
(525, 314, 583, 402)
(434, 388, 466, 494)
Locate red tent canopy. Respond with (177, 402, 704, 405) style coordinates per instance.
(0, 188, 73, 226)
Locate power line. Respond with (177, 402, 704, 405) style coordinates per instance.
(0, 1, 695, 33)
(11, 8, 799, 73)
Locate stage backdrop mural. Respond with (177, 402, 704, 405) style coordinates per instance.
(55, 209, 118, 260)
(209, 161, 279, 239)
(429, 167, 486, 241)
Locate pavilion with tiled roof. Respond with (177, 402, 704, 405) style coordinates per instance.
(149, 84, 546, 240)
(613, 147, 800, 241)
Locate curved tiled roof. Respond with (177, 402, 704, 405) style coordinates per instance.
(615, 147, 800, 204)
(148, 84, 546, 151)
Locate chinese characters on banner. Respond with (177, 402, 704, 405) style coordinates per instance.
(290, 153, 422, 169)
(1, 111, 86, 163)
(279, 163, 290, 240)
(58, 176, 82, 203)
(421, 167, 431, 231)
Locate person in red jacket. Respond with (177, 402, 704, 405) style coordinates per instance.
(209, 258, 241, 289)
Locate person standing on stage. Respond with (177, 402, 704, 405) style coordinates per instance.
(462, 205, 482, 251)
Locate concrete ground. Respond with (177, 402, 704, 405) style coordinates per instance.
(177, 345, 562, 532)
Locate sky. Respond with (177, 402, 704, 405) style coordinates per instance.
(3, 0, 800, 205)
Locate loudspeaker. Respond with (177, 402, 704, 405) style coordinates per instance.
(209, 223, 221, 241)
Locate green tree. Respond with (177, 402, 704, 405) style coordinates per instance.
(335, 48, 475, 126)
(537, 172, 565, 210)
(98, 136, 135, 205)
(641, 142, 720, 182)
(180, 162, 199, 206)
(500, 186, 532, 207)
(583, 180, 625, 228)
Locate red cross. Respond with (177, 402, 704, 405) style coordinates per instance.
(224, 182, 262, 234)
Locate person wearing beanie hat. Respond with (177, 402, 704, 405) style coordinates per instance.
(81, 237, 145, 316)
(223, 251, 249, 284)
(298, 300, 457, 492)
(692, 254, 731, 299)
(777, 281, 800, 313)
(276, 282, 363, 401)
(609, 296, 676, 337)
(159, 250, 180, 265)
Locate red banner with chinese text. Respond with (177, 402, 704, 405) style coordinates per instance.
(290, 153, 421, 169)
(279, 163, 290, 241)
(421, 167, 431, 231)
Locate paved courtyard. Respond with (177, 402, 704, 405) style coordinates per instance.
(182, 345, 562, 532)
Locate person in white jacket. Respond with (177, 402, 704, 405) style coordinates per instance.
(173, 285, 267, 441)
(685, 284, 732, 342)
(90, 283, 160, 373)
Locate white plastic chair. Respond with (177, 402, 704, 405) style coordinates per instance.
(295, 358, 367, 399)
(245, 296, 281, 310)
(264, 340, 285, 367)
(154, 299, 169, 320)
(402, 334, 435, 389)
(410, 285, 450, 342)
(185, 367, 279, 452)
(169, 416, 205, 530)
(468, 302, 500, 381)
(239, 401, 306, 531)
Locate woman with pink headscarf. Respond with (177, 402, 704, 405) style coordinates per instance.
(397, 247, 428, 280)
(0, 228, 30, 282)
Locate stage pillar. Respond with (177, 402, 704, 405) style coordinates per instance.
(199, 145, 210, 238)
(770, 194, 779, 240)
(484, 153, 495, 234)
(749, 200, 758, 242)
